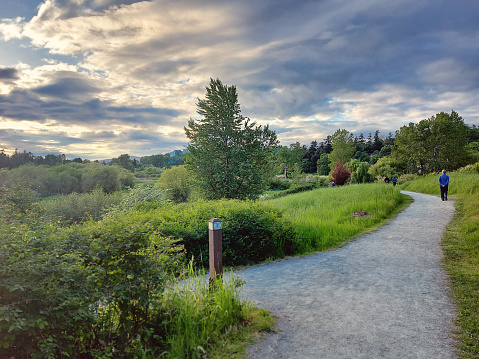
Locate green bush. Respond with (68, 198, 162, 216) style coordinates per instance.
(267, 176, 292, 190)
(112, 200, 296, 267)
(42, 189, 123, 223)
(457, 162, 479, 174)
(0, 214, 184, 358)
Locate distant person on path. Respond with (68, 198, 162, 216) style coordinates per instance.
(384, 176, 390, 184)
(392, 176, 398, 187)
(438, 169, 449, 201)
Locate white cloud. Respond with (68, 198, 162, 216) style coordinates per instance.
(0, 17, 24, 41)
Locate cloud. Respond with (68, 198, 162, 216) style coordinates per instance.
(0, 17, 24, 41)
(0, 0, 478, 158)
(0, 67, 19, 81)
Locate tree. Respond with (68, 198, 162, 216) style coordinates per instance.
(185, 78, 278, 200)
(329, 129, 355, 169)
(393, 111, 470, 174)
(275, 142, 307, 178)
(317, 153, 331, 176)
(156, 165, 190, 203)
(111, 154, 135, 172)
(350, 162, 375, 184)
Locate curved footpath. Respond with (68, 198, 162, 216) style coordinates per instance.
(237, 191, 457, 359)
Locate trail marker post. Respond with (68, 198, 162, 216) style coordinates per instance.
(209, 218, 223, 284)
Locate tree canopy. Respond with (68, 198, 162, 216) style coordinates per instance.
(184, 78, 278, 200)
(393, 110, 471, 173)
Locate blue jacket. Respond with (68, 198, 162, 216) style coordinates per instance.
(439, 174, 449, 186)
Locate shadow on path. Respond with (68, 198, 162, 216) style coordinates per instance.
(239, 191, 457, 359)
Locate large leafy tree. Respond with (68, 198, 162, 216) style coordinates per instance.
(185, 78, 278, 200)
(393, 110, 470, 174)
(329, 129, 355, 169)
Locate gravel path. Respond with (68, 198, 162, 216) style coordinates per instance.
(238, 191, 457, 359)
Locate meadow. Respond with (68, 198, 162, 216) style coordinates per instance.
(270, 183, 408, 253)
(401, 171, 479, 358)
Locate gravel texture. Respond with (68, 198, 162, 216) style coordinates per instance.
(238, 191, 457, 359)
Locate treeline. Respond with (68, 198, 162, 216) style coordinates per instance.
(0, 149, 184, 171)
(275, 112, 479, 180)
(0, 163, 135, 197)
(290, 130, 395, 175)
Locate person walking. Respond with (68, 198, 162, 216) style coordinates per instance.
(392, 176, 398, 187)
(438, 169, 449, 201)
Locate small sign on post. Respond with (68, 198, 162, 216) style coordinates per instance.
(209, 218, 223, 284)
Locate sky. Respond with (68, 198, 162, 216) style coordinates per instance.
(0, 0, 478, 160)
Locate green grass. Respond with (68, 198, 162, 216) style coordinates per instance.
(400, 172, 479, 358)
(269, 183, 409, 253)
(163, 267, 274, 359)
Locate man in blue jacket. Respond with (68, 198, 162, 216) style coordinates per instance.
(438, 169, 449, 201)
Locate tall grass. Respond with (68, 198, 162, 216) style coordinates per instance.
(400, 172, 479, 358)
(270, 183, 407, 253)
(163, 266, 255, 358)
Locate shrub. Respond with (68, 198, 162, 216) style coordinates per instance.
(0, 215, 184, 358)
(267, 176, 292, 190)
(156, 165, 190, 203)
(457, 162, 479, 174)
(42, 189, 122, 223)
(330, 160, 351, 186)
(117, 200, 296, 267)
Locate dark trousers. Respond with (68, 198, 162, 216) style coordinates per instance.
(440, 185, 448, 200)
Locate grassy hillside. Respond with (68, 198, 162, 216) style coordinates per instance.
(270, 183, 409, 254)
(402, 172, 479, 358)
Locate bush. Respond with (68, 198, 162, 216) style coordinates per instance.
(156, 165, 190, 203)
(330, 160, 351, 186)
(267, 176, 292, 190)
(116, 200, 296, 267)
(0, 214, 184, 358)
(42, 189, 123, 223)
(457, 162, 479, 174)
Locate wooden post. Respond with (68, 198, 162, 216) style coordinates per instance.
(209, 218, 223, 284)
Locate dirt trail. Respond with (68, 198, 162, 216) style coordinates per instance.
(237, 191, 457, 359)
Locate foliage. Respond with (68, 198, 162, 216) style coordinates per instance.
(185, 78, 278, 200)
(274, 143, 307, 178)
(349, 161, 375, 184)
(400, 172, 479, 357)
(329, 129, 355, 169)
(81, 163, 134, 193)
(42, 189, 123, 223)
(330, 160, 351, 186)
(0, 212, 184, 358)
(164, 268, 249, 358)
(110, 199, 296, 268)
(369, 156, 404, 178)
(317, 153, 331, 175)
(267, 176, 292, 191)
(457, 162, 479, 174)
(110, 154, 135, 172)
(102, 184, 166, 218)
(0, 162, 135, 197)
(393, 110, 471, 174)
(156, 165, 191, 203)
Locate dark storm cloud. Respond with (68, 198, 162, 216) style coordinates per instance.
(33, 77, 100, 100)
(0, 67, 19, 80)
(1, 86, 181, 125)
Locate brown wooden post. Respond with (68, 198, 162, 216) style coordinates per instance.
(209, 218, 223, 284)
